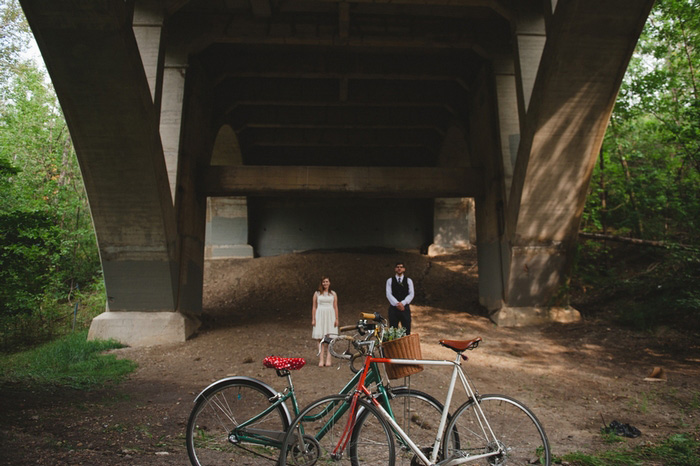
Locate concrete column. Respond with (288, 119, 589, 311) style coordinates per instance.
(172, 61, 214, 316)
(493, 54, 520, 200)
(205, 125, 253, 258)
(513, 14, 547, 114)
(468, 66, 509, 312)
(160, 51, 188, 201)
(132, 0, 163, 107)
(205, 197, 254, 258)
(429, 198, 475, 256)
(18, 0, 200, 346)
(492, 0, 655, 326)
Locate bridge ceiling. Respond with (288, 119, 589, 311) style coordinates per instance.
(162, 0, 529, 168)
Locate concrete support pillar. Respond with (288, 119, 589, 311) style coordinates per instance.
(513, 14, 546, 114)
(429, 198, 475, 256)
(491, 0, 654, 326)
(160, 51, 188, 201)
(172, 61, 213, 316)
(493, 55, 520, 200)
(19, 1, 201, 345)
(468, 66, 509, 312)
(132, 0, 163, 108)
(205, 197, 254, 258)
(205, 125, 253, 258)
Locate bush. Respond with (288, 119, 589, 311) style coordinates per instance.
(571, 240, 700, 332)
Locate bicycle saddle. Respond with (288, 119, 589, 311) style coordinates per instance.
(263, 356, 306, 370)
(439, 337, 482, 353)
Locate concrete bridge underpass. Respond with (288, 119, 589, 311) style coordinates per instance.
(20, 0, 654, 346)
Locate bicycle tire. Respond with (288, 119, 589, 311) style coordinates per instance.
(442, 394, 551, 466)
(186, 378, 290, 465)
(328, 335, 359, 360)
(279, 394, 395, 465)
(354, 387, 446, 466)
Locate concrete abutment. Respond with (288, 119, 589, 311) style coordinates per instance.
(88, 311, 201, 347)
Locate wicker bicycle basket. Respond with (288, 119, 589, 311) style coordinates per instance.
(381, 333, 423, 379)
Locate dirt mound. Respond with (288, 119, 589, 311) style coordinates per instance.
(202, 247, 483, 327)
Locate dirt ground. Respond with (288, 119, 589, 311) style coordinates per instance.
(2, 248, 700, 465)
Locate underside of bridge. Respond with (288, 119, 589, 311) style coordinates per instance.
(21, 0, 654, 345)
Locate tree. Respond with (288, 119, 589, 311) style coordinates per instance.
(583, 0, 700, 245)
(0, 0, 29, 95)
(1, 0, 100, 346)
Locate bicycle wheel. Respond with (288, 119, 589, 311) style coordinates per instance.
(328, 335, 358, 360)
(279, 394, 395, 465)
(375, 387, 445, 465)
(442, 394, 551, 466)
(186, 378, 290, 465)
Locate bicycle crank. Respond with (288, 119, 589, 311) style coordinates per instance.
(290, 434, 321, 466)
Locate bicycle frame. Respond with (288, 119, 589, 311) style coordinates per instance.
(229, 384, 297, 447)
(230, 359, 395, 450)
(338, 345, 503, 466)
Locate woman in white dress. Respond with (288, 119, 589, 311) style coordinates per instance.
(312, 276, 339, 366)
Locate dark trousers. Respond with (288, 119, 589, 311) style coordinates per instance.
(388, 304, 411, 335)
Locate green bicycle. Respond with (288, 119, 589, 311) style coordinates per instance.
(186, 313, 444, 465)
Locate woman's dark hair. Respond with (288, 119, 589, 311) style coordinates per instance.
(317, 276, 333, 294)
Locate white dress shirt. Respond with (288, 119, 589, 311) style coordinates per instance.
(386, 275, 415, 307)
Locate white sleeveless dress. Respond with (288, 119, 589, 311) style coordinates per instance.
(312, 291, 338, 339)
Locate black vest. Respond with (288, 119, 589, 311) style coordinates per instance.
(391, 276, 409, 301)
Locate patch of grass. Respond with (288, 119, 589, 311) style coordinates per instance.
(561, 433, 700, 466)
(0, 330, 137, 389)
(629, 391, 656, 414)
(601, 431, 625, 445)
(690, 392, 700, 410)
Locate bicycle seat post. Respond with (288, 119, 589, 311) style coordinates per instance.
(276, 369, 295, 393)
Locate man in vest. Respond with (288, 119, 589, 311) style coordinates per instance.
(385, 262, 415, 334)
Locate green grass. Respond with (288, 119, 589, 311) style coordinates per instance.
(0, 330, 137, 389)
(560, 433, 700, 465)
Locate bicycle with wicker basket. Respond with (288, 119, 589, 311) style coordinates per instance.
(279, 313, 552, 465)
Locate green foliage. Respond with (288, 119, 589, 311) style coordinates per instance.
(583, 0, 700, 245)
(572, 240, 700, 332)
(0, 210, 61, 316)
(0, 278, 107, 352)
(560, 433, 700, 466)
(0, 0, 30, 88)
(0, 9, 101, 348)
(0, 330, 137, 389)
(383, 326, 407, 342)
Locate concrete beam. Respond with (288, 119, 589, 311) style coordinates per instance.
(203, 166, 484, 198)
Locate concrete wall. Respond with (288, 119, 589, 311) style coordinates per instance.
(248, 198, 433, 256)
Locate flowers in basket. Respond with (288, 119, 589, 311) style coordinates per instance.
(383, 326, 406, 342)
